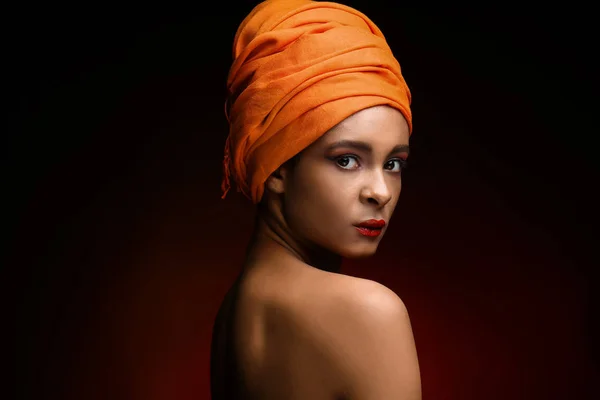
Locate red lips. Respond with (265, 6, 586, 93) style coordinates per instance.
(355, 219, 386, 237)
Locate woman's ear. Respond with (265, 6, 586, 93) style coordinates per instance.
(265, 165, 288, 195)
(265, 154, 299, 195)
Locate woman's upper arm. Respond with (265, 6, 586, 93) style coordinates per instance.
(328, 281, 422, 400)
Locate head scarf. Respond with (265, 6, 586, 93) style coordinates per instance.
(221, 0, 412, 203)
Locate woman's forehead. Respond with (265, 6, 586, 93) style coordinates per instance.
(315, 106, 409, 148)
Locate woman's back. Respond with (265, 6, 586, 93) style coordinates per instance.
(211, 261, 345, 399)
(211, 261, 420, 400)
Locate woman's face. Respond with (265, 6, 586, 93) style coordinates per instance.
(281, 105, 410, 258)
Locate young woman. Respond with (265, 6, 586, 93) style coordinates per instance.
(211, 1, 421, 399)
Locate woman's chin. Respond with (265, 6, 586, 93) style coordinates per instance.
(341, 244, 379, 259)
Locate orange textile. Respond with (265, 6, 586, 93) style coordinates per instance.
(221, 0, 412, 203)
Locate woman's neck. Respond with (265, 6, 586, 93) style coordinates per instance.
(243, 208, 342, 274)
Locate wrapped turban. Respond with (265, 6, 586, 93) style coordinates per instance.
(221, 0, 412, 203)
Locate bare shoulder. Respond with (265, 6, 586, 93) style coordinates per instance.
(291, 270, 410, 330)
(306, 273, 422, 400)
(330, 274, 409, 316)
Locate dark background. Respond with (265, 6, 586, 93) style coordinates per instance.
(7, 2, 598, 399)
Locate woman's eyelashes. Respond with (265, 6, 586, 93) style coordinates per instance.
(331, 154, 408, 172)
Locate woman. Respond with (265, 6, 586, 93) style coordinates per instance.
(211, 1, 421, 399)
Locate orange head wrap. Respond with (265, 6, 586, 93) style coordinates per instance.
(221, 0, 412, 203)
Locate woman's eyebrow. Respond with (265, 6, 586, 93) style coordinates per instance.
(390, 144, 410, 155)
(327, 140, 410, 155)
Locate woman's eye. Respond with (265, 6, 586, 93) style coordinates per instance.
(385, 159, 406, 172)
(336, 155, 359, 169)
